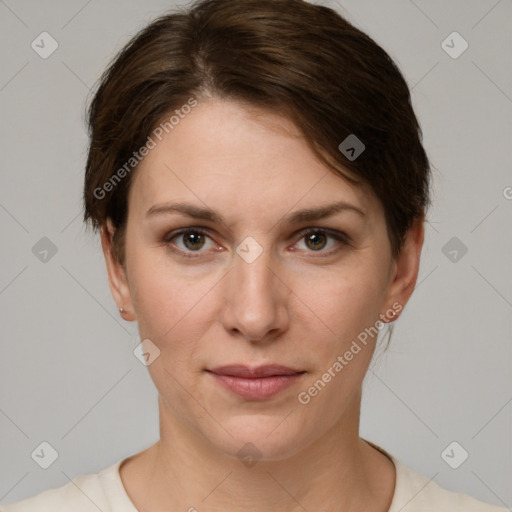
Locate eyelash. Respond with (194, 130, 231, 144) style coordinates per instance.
(163, 227, 350, 259)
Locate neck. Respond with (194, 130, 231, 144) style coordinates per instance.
(120, 389, 395, 512)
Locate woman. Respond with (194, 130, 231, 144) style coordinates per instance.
(2, 0, 506, 510)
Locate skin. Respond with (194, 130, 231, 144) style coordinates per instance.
(101, 98, 424, 512)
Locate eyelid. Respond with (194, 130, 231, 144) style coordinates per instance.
(291, 227, 351, 256)
(163, 226, 217, 259)
(293, 226, 351, 244)
(163, 226, 210, 243)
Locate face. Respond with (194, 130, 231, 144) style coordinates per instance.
(103, 98, 423, 461)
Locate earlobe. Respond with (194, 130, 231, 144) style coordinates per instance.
(101, 219, 136, 321)
(382, 218, 425, 322)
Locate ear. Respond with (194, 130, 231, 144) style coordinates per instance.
(101, 219, 136, 321)
(382, 217, 425, 322)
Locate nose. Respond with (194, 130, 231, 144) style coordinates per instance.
(220, 246, 290, 343)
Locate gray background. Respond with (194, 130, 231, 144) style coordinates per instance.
(1, 0, 511, 508)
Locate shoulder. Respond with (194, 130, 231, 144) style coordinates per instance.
(0, 460, 126, 512)
(363, 439, 507, 512)
(390, 456, 508, 512)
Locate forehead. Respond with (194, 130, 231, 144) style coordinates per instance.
(128, 99, 382, 227)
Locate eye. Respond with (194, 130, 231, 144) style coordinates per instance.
(293, 228, 349, 254)
(164, 227, 217, 257)
(163, 226, 349, 259)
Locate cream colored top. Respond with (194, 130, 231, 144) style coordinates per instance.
(1, 443, 507, 511)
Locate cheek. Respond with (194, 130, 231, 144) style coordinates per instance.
(299, 260, 387, 345)
(131, 270, 209, 343)
(126, 226, 389, 358)
(291, 265, 387, 418)
(126, 242, 197, 339)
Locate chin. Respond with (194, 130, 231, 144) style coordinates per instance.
(207, 413, 317, 463)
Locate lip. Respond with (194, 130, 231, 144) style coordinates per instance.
(208, 364, 303, 378)
(206, 364, 306, 400)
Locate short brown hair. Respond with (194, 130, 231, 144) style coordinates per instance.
(83, 0, 431, 264)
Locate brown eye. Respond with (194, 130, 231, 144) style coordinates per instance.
(181, 231, 206, 251)
(294, 228, 349, 255)
(304, 232, 328, 251)
(164, 228, 216, 256)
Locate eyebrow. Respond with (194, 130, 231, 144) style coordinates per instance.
(146, 200, 365, 226)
